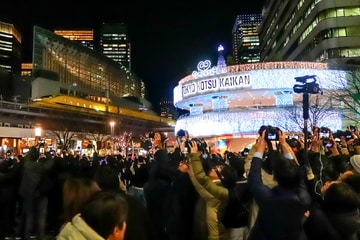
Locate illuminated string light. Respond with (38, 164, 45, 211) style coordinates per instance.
(175, 110, 342, 137)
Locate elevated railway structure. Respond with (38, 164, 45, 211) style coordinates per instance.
(0, 99, 175, 138)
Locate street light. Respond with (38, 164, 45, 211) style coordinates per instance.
(110, 121, 115, 135)
(35, 126, 42, 146)
(35, 126, 42, 137)
(109, 121, 115, 154)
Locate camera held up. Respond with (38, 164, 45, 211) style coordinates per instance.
(258, 125, 281, 141)
(176, 129, 207, 153)
(293, 75, 322, 94)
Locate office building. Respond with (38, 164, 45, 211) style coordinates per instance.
(159, 98, 179, 120)
(21, 63, 32, 76)
(232, 14, 262, 64)
(0, 21, 22, 75)
(259, 0, 360, 64)
(33, 25, 142, 99)
(54, 29, 95, 50)
(100, 22, 131, 70)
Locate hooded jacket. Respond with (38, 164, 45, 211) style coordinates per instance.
(57, 214, 104, 240)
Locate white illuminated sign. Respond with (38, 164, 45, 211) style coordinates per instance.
(182, 73, 251, 97)
(192, 60, 217, 79)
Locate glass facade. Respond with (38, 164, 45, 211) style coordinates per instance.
(32, 26, 142, 99)
(0, 21, 22, 74)
(260, 0, 360, 64)
(54, 29, 95, 50)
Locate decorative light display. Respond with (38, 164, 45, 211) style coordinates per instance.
(189, 104, 203, 116)
(175, 110, 342, 137)
(212, 96, 228, 111)
(216, 44, 227, 75)
(180, 61, 331, 84)
(174, 61, 354, 137)
(192, 60, 217, 79)
(276, 92, 293, 106)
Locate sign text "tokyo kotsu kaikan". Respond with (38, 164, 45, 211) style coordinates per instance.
(182, 73, 251, 97)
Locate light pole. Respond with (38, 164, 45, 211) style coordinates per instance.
(293, 75, 321, 167)
(35, 126, 42, 146)
(110, 121, 115, 153)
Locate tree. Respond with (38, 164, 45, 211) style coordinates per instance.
(278, 91, 338, 133)
(112, 131, 133, 156)
(45, 128, 76, 151)
(87, 132, 111, 152)
(326, 67, 360, 125)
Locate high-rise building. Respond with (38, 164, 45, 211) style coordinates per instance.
(0, 21, 22, 75)
(259, 1, 360, 64)
(232, 14, 262, 64)
(159, 98, 179, 120)
(54, 29, 95, 50)
(100, 23, 131, 70)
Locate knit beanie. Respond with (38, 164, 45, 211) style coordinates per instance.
(350, 154, 360, 174)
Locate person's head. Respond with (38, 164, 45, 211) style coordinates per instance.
(321, 181, 360, 211)
(93, 166, 122, 192)
(349, 154, 360, 174)
(342, 173, 360, 194)
(286, 137, 301, 154)
(210, 163, 238, 188)
(62, 178, 101, 222)
(272, 152, 301, 189)
(81, 190, 128, 240)
(49, 149, 56, 158)
(228, 155, 245, 179)
(26, 146, 39, 161)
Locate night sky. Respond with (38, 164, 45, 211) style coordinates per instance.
(2, 0, 263, 111)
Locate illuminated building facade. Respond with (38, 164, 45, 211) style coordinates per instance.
(259, 1, 360, 64)
(21, 63, 32, 76)
(54, 29, 95, 50)
(0, 21, 21, 75)
(100, 23, 131, 70)
(232, 14, 262, 64)
(32, 26, 144, 100)
(173, 60, 357, 151)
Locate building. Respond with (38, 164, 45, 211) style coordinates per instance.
(32, 25, 143, 100)
(232, 14, 262, 64)
(0, 21, 22, 75)
(54, 28, 95, 50)
(259, 0, 360, 64)
(173, 55, 358, 152)
(100, 22, 131, 70)
(159, 98, 179, 120)
(21, 63, 32, 76)
(0, 24, 175, 155)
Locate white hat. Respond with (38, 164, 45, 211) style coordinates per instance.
(350, 154, 360, 174)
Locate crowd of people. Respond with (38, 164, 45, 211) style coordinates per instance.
(0, 125, 360, 240)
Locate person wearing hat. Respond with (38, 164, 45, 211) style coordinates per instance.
(349, 154, 360, 174)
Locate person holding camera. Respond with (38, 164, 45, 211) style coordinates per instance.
(301, 127, 360, 239)
(18, 146, 55, 240)
(0, 150, 21, 239)
(187, 139, 238, 240)
(143, 131, 174, 240)
(244, 126, 300, 232)
(246, 128, 311, 240)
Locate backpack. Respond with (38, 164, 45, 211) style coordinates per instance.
(222, 180, 251, 228)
